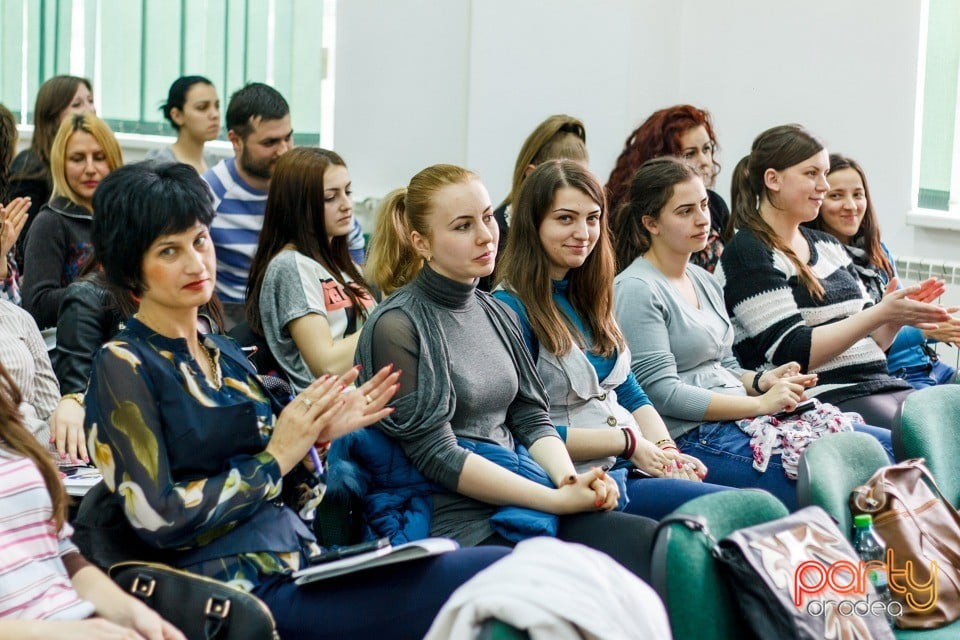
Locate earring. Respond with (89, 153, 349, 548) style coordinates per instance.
(425, 254, 433, 263)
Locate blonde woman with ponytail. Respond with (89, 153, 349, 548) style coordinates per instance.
(717, 124, 950, 426)
(356, 164, 657, 579)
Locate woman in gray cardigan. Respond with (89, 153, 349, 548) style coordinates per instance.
(359, 163, 658, 579)
(611, 158, 893, 510)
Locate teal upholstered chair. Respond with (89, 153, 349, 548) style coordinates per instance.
(798, 429, 960, 638)
(796, 431, 890, 537)
(650, 489, 789, 640)
(893, 385, 960, 505)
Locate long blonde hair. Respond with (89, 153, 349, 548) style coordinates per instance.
(366, 164, 478, 296)
(50, 112, 123, 209)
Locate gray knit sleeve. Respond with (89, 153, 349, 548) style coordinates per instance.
(368, 309, 467, 490)
(614, 276, 713, 421)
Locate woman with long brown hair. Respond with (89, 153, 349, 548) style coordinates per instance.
(803, 154, 959, 389)
(0, 360, 184, 638)
(493, 159, 728, 518)
(246, 147, 375, 389)
(718, 124, 950, 426)
(358, 163, 658, 578)
(8, 76, 96, 269)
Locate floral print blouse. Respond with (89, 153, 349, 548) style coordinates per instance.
(85, 317, 320, 590)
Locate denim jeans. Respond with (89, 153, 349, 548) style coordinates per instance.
(623, 476, 731, 520)
(252, 546, 509, 640)
(675, 421, 894, 511)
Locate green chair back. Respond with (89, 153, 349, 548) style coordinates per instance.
(650, 489, 789, 640)
(796, 431, 889, 537)
(893, 385, 960, 505)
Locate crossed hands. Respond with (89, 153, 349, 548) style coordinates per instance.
(552, 466, 621, 513)
(630, 436, 707, 482)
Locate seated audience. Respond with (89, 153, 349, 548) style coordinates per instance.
(84, 162, 508, 640)
(612, 157, 897, 509)
(717, 124, 950, 427)
(247, 148, 375, 388)
(0, 359, 185, 639)
(145, 75, 221, 173)
(803, 154, 959, 389)
(22, 113, 122, 329)
(493, 159, 729, 519)
(358, 163, 657, 578)
(606, 105, 729, 272)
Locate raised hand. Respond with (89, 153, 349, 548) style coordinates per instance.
(878, 278, 951, 330)
(316, 364, 400, 444)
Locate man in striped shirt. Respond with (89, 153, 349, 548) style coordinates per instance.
(203, 83, 292, 329)
(204, 84, 366, 330)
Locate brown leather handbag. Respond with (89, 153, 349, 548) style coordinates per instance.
(850, 458, 960, 629)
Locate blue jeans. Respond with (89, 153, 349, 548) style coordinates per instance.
(623, 476, 731, 520)
(252, 546, 509, 640)
(675, 421, 894, 511)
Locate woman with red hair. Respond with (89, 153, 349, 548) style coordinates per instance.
(606, 105, 728, 272)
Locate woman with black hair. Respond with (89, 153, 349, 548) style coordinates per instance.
(84, 161, 507, 640)
(145, 76, 221, 173)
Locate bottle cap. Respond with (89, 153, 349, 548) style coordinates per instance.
(854, 514, 874, 528)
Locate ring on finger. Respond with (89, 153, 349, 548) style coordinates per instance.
(364, 394, 373, 405)
(302, 397, 313, 409)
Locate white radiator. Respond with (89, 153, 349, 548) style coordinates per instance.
(894, 257, 960, 369)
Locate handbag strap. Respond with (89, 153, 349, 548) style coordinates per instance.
(203, 598, 230, 640)
(908, 460, 960, 519)
(654, 513, 723, 558)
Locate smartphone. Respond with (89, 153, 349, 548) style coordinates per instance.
(772, 399, 816, 419)
(307, 538, 390, 565)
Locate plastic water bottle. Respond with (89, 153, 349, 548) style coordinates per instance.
(853, 514, 895, 627)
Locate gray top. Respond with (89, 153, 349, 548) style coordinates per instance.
(358, 265, 558, 546)
(145, 144, 219, 171)
(259, 250, 372, 393)
(614, 256, 748, 438)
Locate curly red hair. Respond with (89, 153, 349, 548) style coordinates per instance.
(606, 105, 719, 216)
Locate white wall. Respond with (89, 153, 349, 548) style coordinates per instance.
(334, 0, 960, 260)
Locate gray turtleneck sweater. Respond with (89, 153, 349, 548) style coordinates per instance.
(361, 265, 558, 545)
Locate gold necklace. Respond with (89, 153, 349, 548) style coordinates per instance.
(199, 342, 222, 390)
